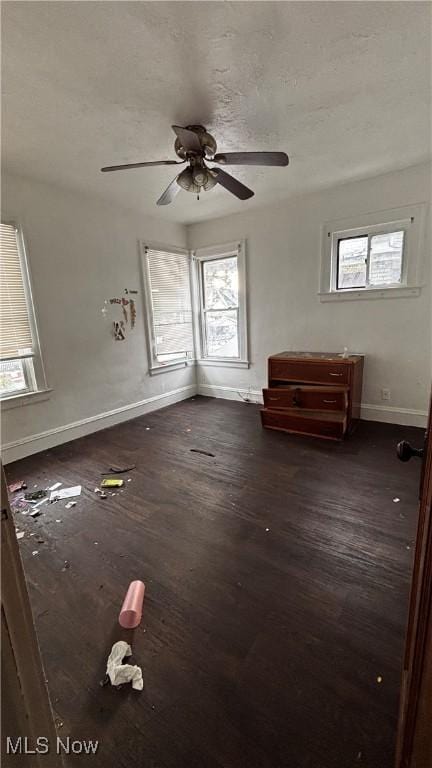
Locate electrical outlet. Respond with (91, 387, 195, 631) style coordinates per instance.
(381, 388, 391, 401)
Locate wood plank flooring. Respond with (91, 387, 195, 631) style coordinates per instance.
(4, 396, 424, 767)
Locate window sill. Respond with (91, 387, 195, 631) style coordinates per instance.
(149, 360, 190, 376)
(0, 388, 52, 411)
(197, 358, 250, 369)
(319, 286, 422, 303)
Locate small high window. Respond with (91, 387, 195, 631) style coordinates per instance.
(320, 204, 426, 302)
(336, 230, 404, 290)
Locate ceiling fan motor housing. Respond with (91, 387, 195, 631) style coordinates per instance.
(174, 125, 217, 159)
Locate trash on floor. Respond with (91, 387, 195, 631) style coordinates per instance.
(48, 482, 62, 491)
(61, 560, 70, 571)
(101, 478, 124, 488)
(190, 449, 215, 458)
(393, 497, 400, 503)
(100, 492, 107, 499)
(119, 580, 145, 629)
(32, 497, 48, 511)
(25, 489, 47, 501)
(8, 480, 27, 493)
(32, 550, 39, 556)
(65, 501, 77, 509)
(49, 485, 82, 502)
(16, 531, 25, 540)
(29, 509, 42, 518)
(103, 641, 143, 691)
(376, 675, 383, 684)
(101, 465, 136, 475)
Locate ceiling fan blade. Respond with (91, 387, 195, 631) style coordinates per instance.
(156, 175, 181, 206)
(101, 160, 184, 172)
(213, 151, 289, 167)
(212, 169, 254, 200)
(172, 125, 202, 153)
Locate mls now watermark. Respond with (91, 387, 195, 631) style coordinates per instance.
(6, 736, 99, 755)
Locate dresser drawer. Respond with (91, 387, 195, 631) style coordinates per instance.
(269, 359, 349, 385)
(261, 407, 347, 441)
(263, 386, 348, 412)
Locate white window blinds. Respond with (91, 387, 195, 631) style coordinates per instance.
(145, 246, 194, 360)
(0, 224, 34, 360)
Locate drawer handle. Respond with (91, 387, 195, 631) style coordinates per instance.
(323, 399, 337, 403)
(329, 372, 343, 377)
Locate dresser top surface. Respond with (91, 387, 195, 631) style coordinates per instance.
(270, 351, 363, 362)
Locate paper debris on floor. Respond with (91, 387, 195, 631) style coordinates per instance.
(65, 501, 77, 509)
(32, 497, 48, 510)
(393, 497, 400, 503)
(9, 480, 27, 493)
(101, 478, 124, 488)
(48, 482, 62, 491)
(105, 641, 143, 691)
(16, 531, 25, 540)
(49, 485, 81, 502)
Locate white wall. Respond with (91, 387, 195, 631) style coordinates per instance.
(1, 174, 194, 462)
(188, 163, 431, 427)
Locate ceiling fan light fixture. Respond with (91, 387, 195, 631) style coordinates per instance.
(177, 167, 200, 194)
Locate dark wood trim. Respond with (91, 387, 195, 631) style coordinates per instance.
(1, 464, 60, 767)
(396, 397, 432, 768)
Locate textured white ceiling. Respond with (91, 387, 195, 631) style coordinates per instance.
(2, 1, 431, 225)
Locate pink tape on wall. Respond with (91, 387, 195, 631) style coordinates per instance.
(119, 580, 145, 629)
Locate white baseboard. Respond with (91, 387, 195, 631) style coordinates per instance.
(2, 384, 197, 464)
(360, 403, 428, 428)
(198, 384, 264, 404)
(198, 384, 428, 428)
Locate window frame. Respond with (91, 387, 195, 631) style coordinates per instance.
(0, 221, 49, 406)
(319, 204, 426, 302)
(335, 226, 406, 291)
(140, 241, 196, 375)
(193, 240, 249, 368)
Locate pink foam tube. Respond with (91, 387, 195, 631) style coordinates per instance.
(119, 580, 145, 629)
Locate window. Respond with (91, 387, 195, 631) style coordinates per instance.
(0, 223, 46, 400)
(320, 204, 426, 302)
(141, 244, 194, 373)
(194, 241, 249, 367)
(336, 230, 404, 290)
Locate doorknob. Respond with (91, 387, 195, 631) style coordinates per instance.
(397, 440, 424, 462)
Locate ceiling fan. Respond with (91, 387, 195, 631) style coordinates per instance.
(101, 125, 289, 206)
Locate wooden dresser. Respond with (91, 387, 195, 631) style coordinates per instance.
(261, 351, 364, 441)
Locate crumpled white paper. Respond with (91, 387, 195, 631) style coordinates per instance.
(106, 641, 143, 691)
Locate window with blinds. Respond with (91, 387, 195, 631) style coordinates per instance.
(0, 223, 39, 399)
(144, 246, 194, 367)
(0, 224, 33, 360)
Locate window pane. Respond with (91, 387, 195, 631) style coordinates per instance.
(337, 236, 368, 289)
(369, 231, 404, 286)
(206, 310, 239, 358)
(203, 256, 238, 309)
(0, 359, 27, 396)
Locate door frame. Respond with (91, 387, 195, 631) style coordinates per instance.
(1, 463, 62, 766)
(395, 397, 432, 768)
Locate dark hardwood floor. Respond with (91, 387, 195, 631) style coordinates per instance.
(5, 396, 424, 768)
